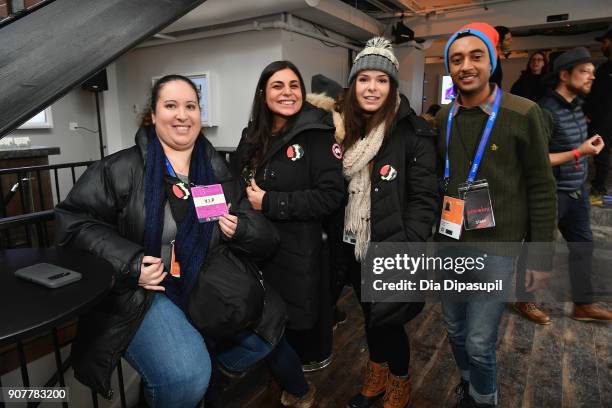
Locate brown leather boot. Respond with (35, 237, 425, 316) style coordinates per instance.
(383, 374, 412, 408)
(281, 382, 317, 408)
(513, 302, 552, 325)
(347, 360, 389, 408)
(572, 303, 612, 322)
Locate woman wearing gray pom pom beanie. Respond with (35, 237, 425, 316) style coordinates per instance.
(340, 37, 438, 408)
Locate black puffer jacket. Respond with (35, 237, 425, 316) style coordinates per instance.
(231, 102, 345, 330)
(369, 96, 439, 243)
(309, 93, 438, 325)
(310, 93, 438, 242)
(55, 129, 280, 398)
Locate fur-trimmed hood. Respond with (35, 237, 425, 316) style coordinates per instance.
(307, 93, 345, 144)
(307, 91, 409, 144)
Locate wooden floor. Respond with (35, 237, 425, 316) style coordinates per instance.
(243, 289, 612, 408)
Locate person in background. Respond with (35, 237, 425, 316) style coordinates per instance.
(310, 73, 350, 331)
(231, 60, 345, 406)
(508, 50, 553, 323)
(538, 47, 612, 322)
(584, 28, 612, 201)
(55, 75, 279, 407)
(436, 22, 556, 407)
(511, 51, 549, 102)
(324, 37, 438, 408)
(421, 103, 441, 127)
(490, 25, 512, 88)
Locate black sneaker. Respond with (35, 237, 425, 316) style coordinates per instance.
(455, 380, 473, 408)
(454, 382, 496, 408)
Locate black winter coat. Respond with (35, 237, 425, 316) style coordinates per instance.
(312, 94, 438, 326)
(231, 102, 345, 330)
(366, 96, 439, 325)
(55, 129, 280, 398)
(510, 72, 547, 103)
(369, 96, 439, 243)
(584, 60, 612, 137)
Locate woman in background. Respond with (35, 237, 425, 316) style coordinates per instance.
(511, 51, 549, 102)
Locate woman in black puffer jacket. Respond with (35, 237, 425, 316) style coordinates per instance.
(330, 38, 438, 408)
(55, 75, 280, 407)
(231, 60, 345, 407)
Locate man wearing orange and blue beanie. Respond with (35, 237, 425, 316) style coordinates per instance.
(435, 22, 557, 407)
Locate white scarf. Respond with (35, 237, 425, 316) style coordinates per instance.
(342, 122, 386, 260)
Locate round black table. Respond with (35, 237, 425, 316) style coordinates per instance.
(0, 247, 121, 407)
(0, 247, 114, 346)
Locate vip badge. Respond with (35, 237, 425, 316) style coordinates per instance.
(287, 144, 304, 161)
(380, 164, 397, 181)
(332, 143, 343, 160)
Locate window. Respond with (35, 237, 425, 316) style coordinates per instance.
(18, 107, 53, 129)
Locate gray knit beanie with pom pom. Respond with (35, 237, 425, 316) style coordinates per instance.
(348, 37, 399, 84)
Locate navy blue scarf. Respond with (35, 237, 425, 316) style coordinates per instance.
(144, 129, 216, 310)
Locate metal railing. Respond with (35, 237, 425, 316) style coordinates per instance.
(0, 160, 94, 249)
(0, 158, 131, 408)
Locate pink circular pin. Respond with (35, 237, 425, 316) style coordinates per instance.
(380, 164, 397, 181)
(287, 144, 304, 161)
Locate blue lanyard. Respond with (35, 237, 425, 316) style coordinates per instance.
(444, 89, 502, 186)
(164, 157, 177, 178)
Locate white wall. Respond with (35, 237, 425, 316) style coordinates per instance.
(396, 46, 426, 114)
(104, 29, 282, 152)
(101, 64, 124, 156)
(7, 90, 100, 164)
(104, 25, 354, 152)
(5, 90, 101, 203)
(281, 29, 349, 91)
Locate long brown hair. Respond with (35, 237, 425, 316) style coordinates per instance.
(340, 75, 398, 151)
(524, 51, 549, 75)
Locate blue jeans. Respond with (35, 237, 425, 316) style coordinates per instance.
(558, 187, 594, 303)
(215, 331, 273, 372)
(517, 187, 594, 303)
(216, 333, 309, 397)
(124, 293, 211, 408)
(441, 254, 515, 406)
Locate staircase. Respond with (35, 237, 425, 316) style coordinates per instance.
(0, 0, 208, 137)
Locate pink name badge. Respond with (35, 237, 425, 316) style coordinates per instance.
(191, 184, 229, 222)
